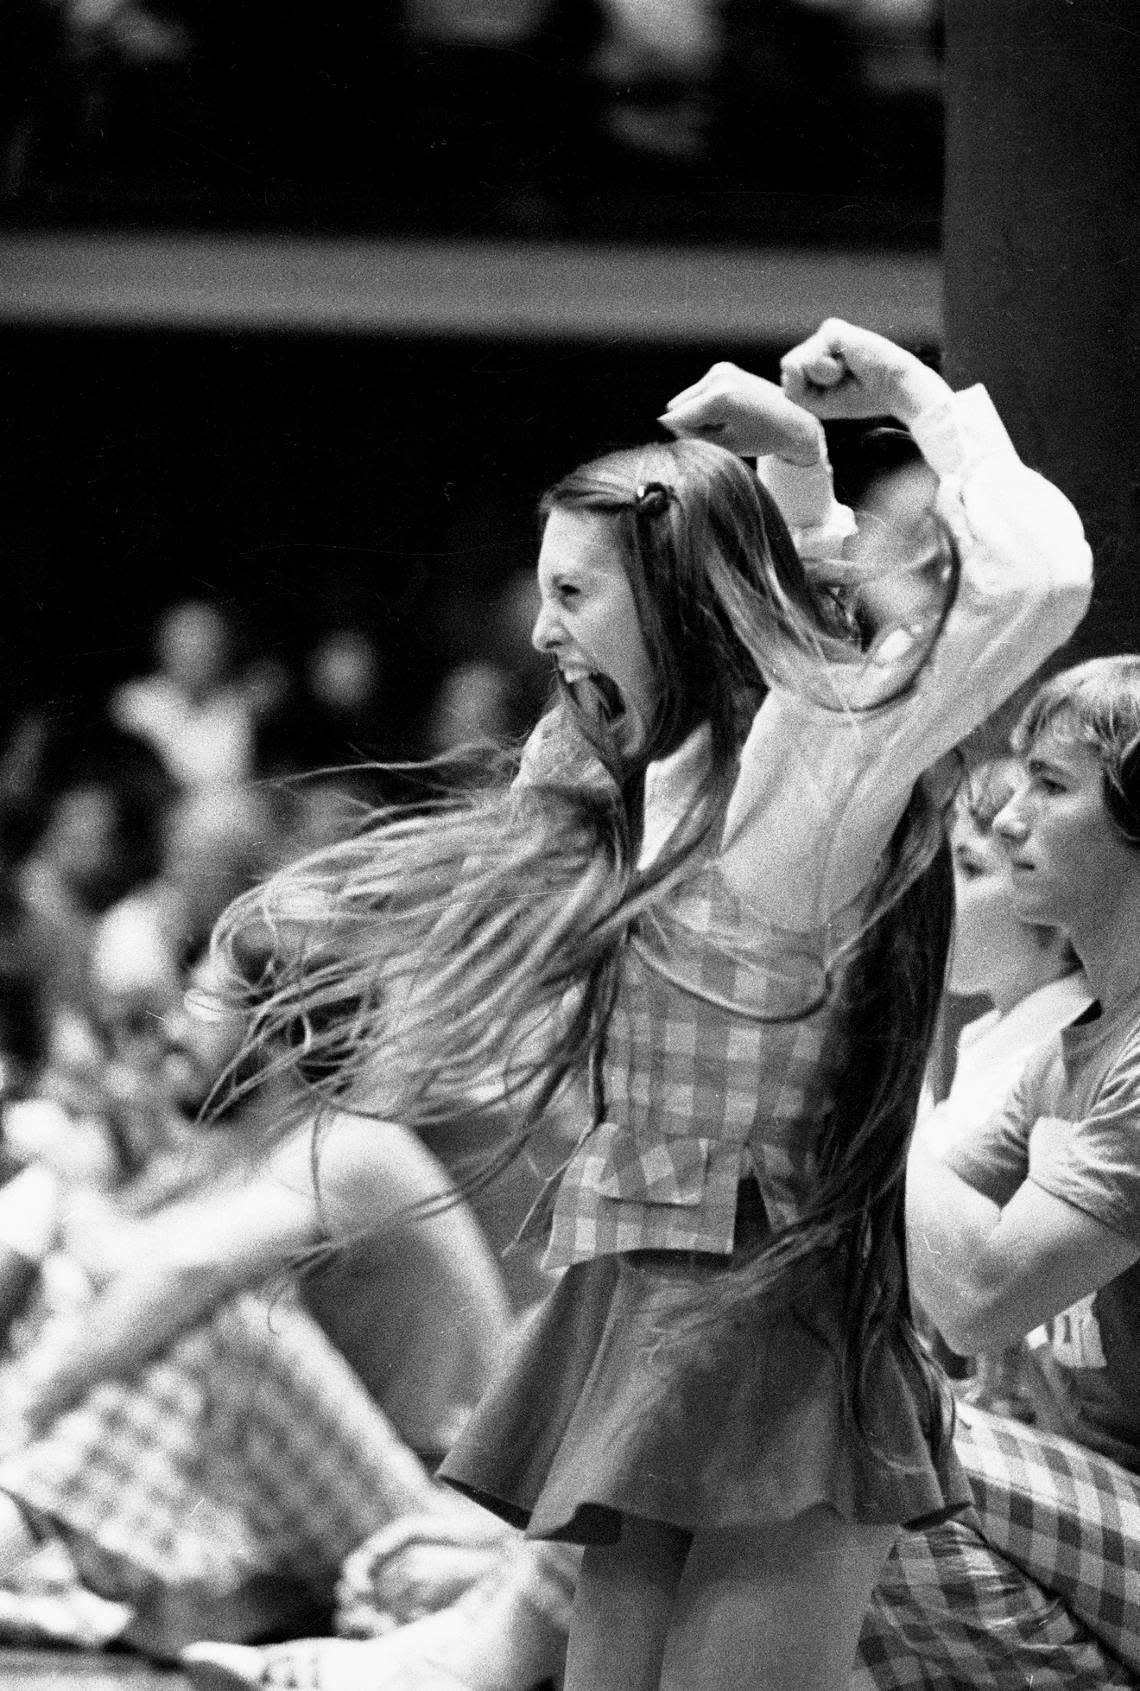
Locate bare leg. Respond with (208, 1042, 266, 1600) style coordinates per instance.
(662, 1506, 896, 1691)
(565, 1513, 689, 1691)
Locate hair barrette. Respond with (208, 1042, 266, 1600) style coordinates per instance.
(633, 481, 674, 518)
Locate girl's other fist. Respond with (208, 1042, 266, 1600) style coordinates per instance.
(660, 362, 825, 466)
(780, 320, 948, 424)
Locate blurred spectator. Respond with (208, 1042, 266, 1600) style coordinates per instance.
(111, 601, 254, 791)
(0, 930, 517, 1656)
(424, 661, 525, 760)
(592, 0, 721, 164)
(2, 1010, 124, 1191)
(3, 0, 941, 235)
(305, 630, 388, 762)
(4, 722, 174, 1035)
(90, 783, 282, 1019)
(32, 953, 517, 1457)
(251, 630, 391, 790)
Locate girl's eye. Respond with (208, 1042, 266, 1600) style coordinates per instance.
(557, 583, 581, 604)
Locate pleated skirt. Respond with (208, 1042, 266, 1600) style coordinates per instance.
(441, 1234, 970, 1546)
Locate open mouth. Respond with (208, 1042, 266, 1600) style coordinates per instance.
(562, 669, 625, 729)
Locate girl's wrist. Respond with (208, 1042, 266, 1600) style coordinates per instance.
(776, 416, 827, 468)
(890, 364, 951, 426)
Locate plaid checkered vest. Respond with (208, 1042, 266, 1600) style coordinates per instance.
(532, 870, 860, 1270)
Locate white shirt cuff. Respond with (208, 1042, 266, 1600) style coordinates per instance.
(909, 384, 1017, 478)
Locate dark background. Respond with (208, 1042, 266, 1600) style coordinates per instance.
(0, 0, 951, 742)
(0, 321, 930, 733)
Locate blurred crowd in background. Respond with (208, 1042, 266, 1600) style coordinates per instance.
(0, 590, 548, 1157)
(0, 592, 556, 1654)
(2, 0, 943, 241)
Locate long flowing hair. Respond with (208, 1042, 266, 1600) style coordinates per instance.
(216, 439, 859, 1134)
(213, 436, 959, 1450)
(716, 777, 957, 1458)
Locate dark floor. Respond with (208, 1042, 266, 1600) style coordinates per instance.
(0, 1650, 188, 1687)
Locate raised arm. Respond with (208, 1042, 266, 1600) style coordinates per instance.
(715, 321, 1092, 925)
(660, 361, 856, 560)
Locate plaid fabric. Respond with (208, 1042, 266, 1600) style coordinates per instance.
(855, 1518, 1134, 1689)
(853, 1405, 1140, 1688)
(541, 873, 858, 1269)
(0, 1283, 444, 1652)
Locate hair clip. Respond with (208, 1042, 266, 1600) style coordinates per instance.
(634, 481, 674, 518)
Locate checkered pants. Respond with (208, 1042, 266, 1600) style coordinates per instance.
(854, 1404, 1140, 1687)
(0, 1281, 443, 1653)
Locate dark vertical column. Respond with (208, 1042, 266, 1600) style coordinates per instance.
(942, 0, 1140, 660)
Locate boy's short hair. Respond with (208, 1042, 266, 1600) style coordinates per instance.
(1013, 655, 1140, 846)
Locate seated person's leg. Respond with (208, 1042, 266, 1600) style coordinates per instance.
(855, 1509, 1133, 1689)
(952, 1403, 1140, 1677)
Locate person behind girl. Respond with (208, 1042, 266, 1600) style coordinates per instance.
(909, 654, 1140, 1467)
(187, 319, 1091, 1691)
(930, 754, 1092, 1153)
(918, 754, 1091, 1421)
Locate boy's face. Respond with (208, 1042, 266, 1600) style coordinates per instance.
(993, 719, 1140, 934)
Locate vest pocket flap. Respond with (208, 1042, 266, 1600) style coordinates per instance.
(596, 1133, 711, 1206)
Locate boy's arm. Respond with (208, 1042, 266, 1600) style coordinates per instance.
(909, 1044, 1140, 1355)
(907, 1136, 1140, 1354)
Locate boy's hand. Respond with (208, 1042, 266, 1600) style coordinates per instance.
(659, 362, 825, 466)
(781, 319, 948, 425)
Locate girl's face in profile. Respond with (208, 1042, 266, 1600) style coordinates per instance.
(532, 507, 658, 763)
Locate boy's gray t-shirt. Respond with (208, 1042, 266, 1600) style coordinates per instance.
(947, 983, 1140, 1471)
